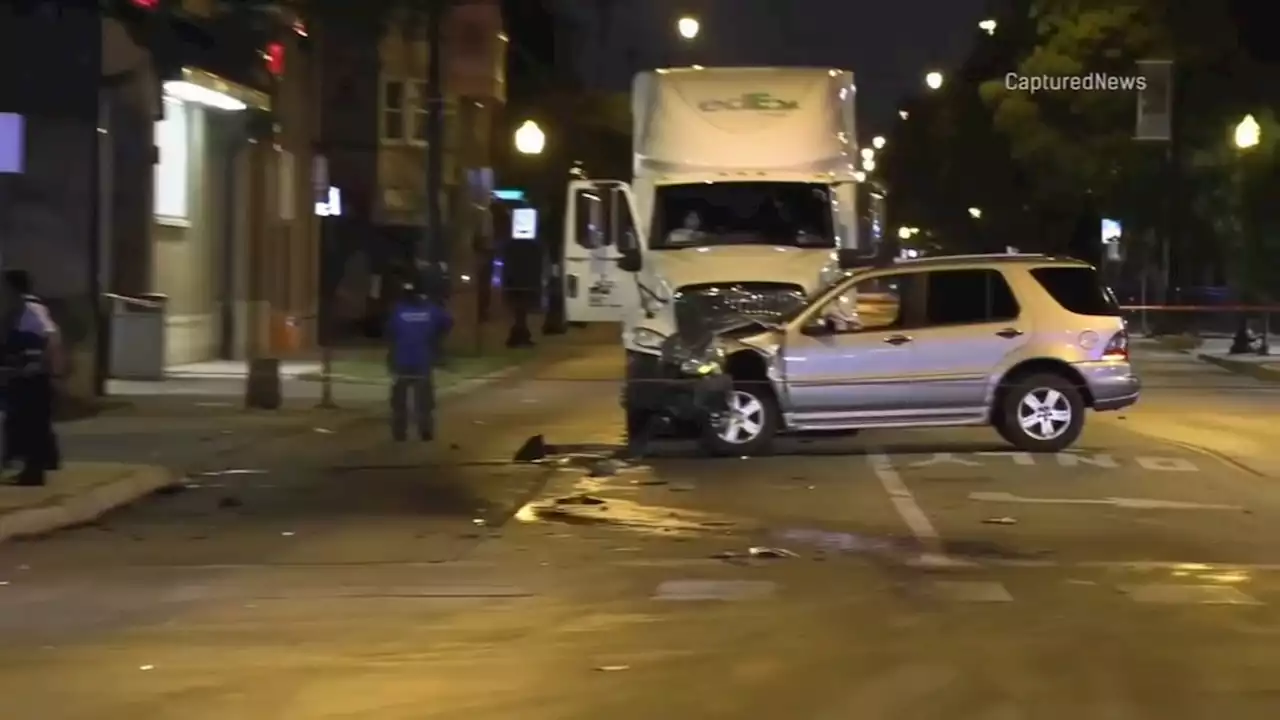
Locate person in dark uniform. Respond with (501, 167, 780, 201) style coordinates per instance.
(2, 270, 62, 486)
(386, 280, 452, 441)
(501, 220, 542, 348)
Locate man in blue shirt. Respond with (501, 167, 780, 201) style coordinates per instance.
(387, 280, 452, 441)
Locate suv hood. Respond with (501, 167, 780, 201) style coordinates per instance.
(650, 245, 831, 291)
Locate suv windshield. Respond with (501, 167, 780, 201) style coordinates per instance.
(650, 182, 834, 250)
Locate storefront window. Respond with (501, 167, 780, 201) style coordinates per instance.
(154, 97, 189, 221)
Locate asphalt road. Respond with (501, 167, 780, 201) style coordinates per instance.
(4, 339, 1280, 718)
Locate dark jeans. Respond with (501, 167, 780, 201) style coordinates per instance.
(4, 374, 59, 481)
(390, 372, 435, 440)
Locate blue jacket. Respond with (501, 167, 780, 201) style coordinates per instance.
(387, 297, 452, 374)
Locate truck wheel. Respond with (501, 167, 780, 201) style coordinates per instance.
(995, 373, 1084, 453)
(699, 382, 778, 457)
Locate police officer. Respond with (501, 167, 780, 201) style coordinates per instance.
(2, 270, 62, 486)
(387, 279, 452, 441)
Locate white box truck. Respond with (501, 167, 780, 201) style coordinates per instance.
(560, 67, 883, 436)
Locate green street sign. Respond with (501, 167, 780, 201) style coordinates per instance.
(698, 92, 799, 112)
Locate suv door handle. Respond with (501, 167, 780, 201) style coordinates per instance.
(996, 328, 1023, 339)
(883, 334, 912, 346)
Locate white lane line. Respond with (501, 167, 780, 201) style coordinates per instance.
(969, 491, 1244, 511)
(867, 450, 967, 566)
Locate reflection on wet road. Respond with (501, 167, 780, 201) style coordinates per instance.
(4, 341, 1280, 717)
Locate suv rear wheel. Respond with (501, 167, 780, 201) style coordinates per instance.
(996, 373, 1085, 453)
(699, 382, 778, 456)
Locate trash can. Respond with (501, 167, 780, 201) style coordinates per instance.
(108, 293, 168, 380)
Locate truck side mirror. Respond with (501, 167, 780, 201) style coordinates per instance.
(800, 317, 833, 336)
(617, 249, 642, 272)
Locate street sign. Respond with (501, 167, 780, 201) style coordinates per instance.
(512, 208, 537, 239)
(1135, 60, 1172, 141)
(0, 113, 24, 174)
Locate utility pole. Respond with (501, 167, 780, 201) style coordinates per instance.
(421, 0, 447, 294)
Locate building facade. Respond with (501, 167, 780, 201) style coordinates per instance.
(0, 0, 319, 402)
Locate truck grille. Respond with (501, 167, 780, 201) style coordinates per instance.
(673, 282, 807, 332)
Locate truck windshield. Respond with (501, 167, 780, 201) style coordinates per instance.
(650, 182, 834, 250)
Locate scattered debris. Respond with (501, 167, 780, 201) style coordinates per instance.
(0, 581, 9, 586)
(595, 665, 630, 672)
(280, 531, 295, 537)
(748, 546, 798, 559)
(983, 517, 1018, 525)
(633, 478, 667, 486)
(199, 469, 268, 477)
(139, 665, 154, 671)
(668, 483, 695, 492)
(313, 427, 335, 434)
(555, 495, 606, 506)
(472, 518, 487, 526)
(586, 459, 619, 477)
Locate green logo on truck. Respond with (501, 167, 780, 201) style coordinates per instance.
(698, 93, 799, 112)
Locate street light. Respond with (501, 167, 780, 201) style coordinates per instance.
(861, 158, 876, 172)
(871, 135, 886, 149)
(677, 16, 699, 40)
(978, 19, 997, 35)
(968, 207, 982, 218)
(853, 170, 867, 182)
(899, 110, 909, 120)
(925, 71, 944, 90)
(860, 147, 875, 161)
(1234, 114, 1260, 149)
(514, 120, 545, 155)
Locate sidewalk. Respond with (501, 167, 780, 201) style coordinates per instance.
(1, 324, 622, 543)
(1146, 335, 1280, 381)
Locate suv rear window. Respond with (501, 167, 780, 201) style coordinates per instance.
(1030, 267, 1120, 316)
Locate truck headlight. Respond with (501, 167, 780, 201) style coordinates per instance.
(818, 259, 848, 290)
(628, 327, 666, 350)
(679, 344, 725, 376)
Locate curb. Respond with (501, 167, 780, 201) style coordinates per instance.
(296, 365, 525, 395)
(0, 464, 177, 543)
(1198, 353, 1280, 382)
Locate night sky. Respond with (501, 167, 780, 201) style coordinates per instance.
(553, 0, 991, 133)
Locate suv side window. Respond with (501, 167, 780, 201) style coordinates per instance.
(816, 274, 907, 332)
(923, 269, 1020, 327)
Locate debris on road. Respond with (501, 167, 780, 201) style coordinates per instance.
(313, 427, 335, 434)
(139, 665, 155, 671)
(555, 494, 607, 506)
(633, 478, 667, 486)
(749, 546, 799, 559)
(669, 483, 695, 492)
(983, 517, 1018, 525)
(199, 469, 268, 476)
(280, 531, 295, 536)
(586, 459, 620, 477)
(595, 665, 630, 672)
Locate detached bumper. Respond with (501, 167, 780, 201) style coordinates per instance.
(625, 351, 731, 419)
(1076, 362, 1141, 411)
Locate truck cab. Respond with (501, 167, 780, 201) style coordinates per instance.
(560, 67, 884, 435)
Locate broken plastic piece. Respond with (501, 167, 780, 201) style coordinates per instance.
(747, 545, 793, 558)
(596, 664, 630, 672)
(555, 495, 606, 506)
(983, 517, 1017, 525)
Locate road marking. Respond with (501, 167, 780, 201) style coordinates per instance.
(868, 451, 966, 567)
(898, 452, 1199, 471)
(927, 580, 1013, 602)
(1122, 584, 1261, 605)
(652, 580, 776, 601)
(1135, 456, 1199, 472)
(969, 491, 1243, 511)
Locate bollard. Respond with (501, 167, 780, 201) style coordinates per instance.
(245, 357, 283, 410)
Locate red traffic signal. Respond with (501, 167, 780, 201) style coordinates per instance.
(130, 0, 160, 8)
(264, 41, 284, 76)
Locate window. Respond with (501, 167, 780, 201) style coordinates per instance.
(380, 78, 405, 142)
(817, 275, 902, 332)
(410, 80, 428, 143)
(650, 182, 834, 249)
(923, 269, 1019, 326)
(573, 187, 604, 249)
(154, 97, 188, 221)
(1030, 267, 1119, 316)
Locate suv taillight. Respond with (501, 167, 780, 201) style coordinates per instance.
(1102, 328, 1129, 360)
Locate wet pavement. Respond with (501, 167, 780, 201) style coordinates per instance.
(5, 341, 1280, 717)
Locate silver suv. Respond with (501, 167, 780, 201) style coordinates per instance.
(697, 254, 1139, 455)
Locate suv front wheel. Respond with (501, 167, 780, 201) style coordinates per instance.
(699, 382, 778, 456)
(996, 373, 1085, 453)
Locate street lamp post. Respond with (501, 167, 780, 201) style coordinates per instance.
(871, 135, 886, 149)
(677, 16, 699, 40)
(978, 19, 997, 35)
(514, 120, 545, 155)
(1230, 114, 1267, 355)
(925, 71, 944, 90)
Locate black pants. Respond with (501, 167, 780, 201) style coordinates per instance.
(390, 372, 435, 440)
(5, 375, 59, 481)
